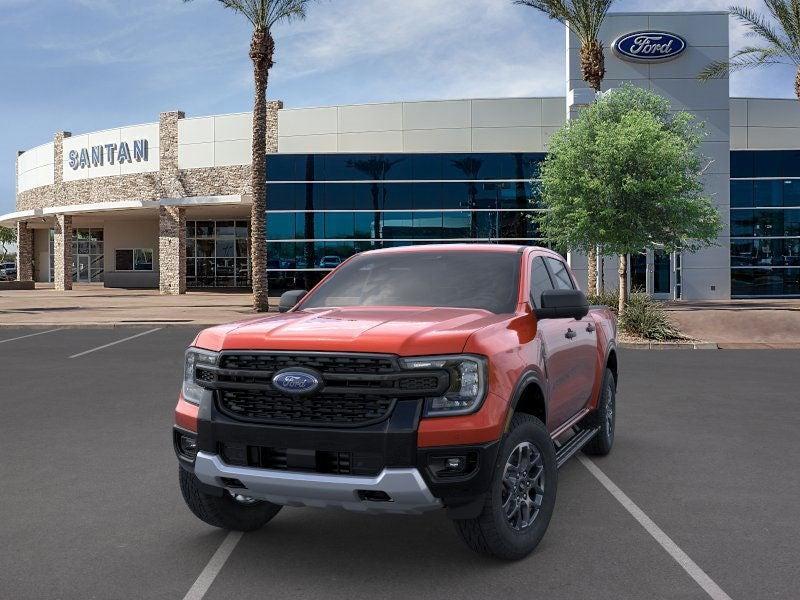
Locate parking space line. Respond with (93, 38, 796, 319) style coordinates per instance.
(0, 329, 63, 345)
(182, 531, 243, 600)
(68, 328, 162, 359)
(578, 455, 733, 600)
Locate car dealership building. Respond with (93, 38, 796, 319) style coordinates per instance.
(4, 10, 800, 299)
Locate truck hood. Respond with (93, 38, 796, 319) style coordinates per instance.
(194, 307, 508, 356)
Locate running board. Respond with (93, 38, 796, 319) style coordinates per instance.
(555, 427, 600, 469)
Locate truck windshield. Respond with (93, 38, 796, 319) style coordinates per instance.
(299, 251, 521, 314)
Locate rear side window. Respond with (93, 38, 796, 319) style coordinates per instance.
(545, 257, 574, 290)
(530, 257, 555, 308)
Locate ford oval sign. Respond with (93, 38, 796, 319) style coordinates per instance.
(613, 31, 686, 63)
(272, 369, 321, 395)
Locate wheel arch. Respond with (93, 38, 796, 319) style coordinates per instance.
(507, 371, 548, 430)
(606, 346, 618, 386)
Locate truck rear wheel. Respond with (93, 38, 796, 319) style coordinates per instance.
(453, 414, 557, 560)
(179, 468, 282, 532)
(582, 368, 616, 456)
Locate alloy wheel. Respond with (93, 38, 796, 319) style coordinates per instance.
(501, 441, 545, 531)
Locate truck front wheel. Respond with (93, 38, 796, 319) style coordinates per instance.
(453, 414, 557, 560)
(179, 468, 282, 532)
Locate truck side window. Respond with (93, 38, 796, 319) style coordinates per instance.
(545, 257, 575, 290)
(530, 257, 555, 308)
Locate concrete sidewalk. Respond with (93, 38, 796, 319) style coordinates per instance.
(665, 299, 800, 348)
(0, 284, 269, 326)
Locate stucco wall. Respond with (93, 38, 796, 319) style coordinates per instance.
(103, 218, 160, 274)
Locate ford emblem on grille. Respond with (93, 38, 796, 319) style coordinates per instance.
(272, 369, 322, 395)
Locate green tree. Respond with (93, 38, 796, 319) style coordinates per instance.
(515, 0, 616, 292)
(537, 85, 722, 313)
(184, 0, 315, 311)
(0, 226, 15, 263)
(699, 2, 800, 100)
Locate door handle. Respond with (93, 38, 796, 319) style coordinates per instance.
(565, 328, 577, 340)
(586, 323, 596, 333)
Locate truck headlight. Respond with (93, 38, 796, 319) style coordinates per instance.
(182, 347, 218, 405)
(400, 355, 488, 417)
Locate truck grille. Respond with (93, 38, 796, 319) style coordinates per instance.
(218, 389, 395, 426)
(219, 442, 384, 476)
(201, 352, 449, 428)
(219, 353, 396, 375)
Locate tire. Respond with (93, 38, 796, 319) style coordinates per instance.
(179, 468, 282, 532)
(582, 368, 616, 456)
(453, 414, 557, 560)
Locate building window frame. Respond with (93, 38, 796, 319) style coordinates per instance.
(115, 248, 154, 272)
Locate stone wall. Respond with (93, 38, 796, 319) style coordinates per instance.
(158, 206, 186, 295)
(53, 214, 73, 291)
(16, 221, 33, 281)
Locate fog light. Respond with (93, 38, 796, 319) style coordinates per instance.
(445, 457, 465, 471)
(178, 434, 198, 459)
(429, 452, 478, 478)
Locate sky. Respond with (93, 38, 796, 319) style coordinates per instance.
(0, 0, 797, 215)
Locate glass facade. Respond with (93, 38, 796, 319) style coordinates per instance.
(731, 151, 800, 297)
(47, 228, 105, 283)
(186, 220, 251, 288)
(265, 153, 546, 292)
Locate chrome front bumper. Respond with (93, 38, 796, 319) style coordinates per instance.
(193, 452, 442, 514)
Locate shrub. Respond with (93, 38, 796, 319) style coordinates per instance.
(589, 290, 686, 340)
(586, 290, 621, 315)
(618, 293, 686, 341)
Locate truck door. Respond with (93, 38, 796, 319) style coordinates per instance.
(543, 257, 597, 421)
(530, 256, 575, 430)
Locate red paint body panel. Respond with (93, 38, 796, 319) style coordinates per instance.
(177, 244, 617, 448)
(175, 396, 199, 433)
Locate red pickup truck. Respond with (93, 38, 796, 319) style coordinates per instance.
(174, 245, 618, 559)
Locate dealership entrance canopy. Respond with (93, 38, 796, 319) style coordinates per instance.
(4, 11, 800, 299)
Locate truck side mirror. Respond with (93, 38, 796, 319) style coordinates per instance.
(535, 289, 589, 320)
(278, 290, 308, 313)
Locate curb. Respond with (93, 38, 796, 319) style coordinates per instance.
(619, 341, 719, 350)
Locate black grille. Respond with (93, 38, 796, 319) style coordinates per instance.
(205, 352, 448, 427)
(218, 353, 396, 375)
(218, 389, 395, 427)
(219, 442, 383, 476)
(398, 375, 440, 392)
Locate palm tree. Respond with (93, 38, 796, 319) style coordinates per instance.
(515, 0, 615, 293)
(699, 3, 800, 101)
(184, 0, 314, 311)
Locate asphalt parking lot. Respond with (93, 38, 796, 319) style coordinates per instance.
(1, 327, 798, 600)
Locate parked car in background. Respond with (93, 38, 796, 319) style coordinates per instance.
(318, 255, 342, 269)
(0, 262, 15, 280)
(174, 245, 618, 560)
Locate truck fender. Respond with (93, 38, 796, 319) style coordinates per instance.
(503, 370, 548, 433)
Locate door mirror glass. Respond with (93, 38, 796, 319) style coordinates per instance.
(535, 289, 589, 320)
(278, 290, 308, 313)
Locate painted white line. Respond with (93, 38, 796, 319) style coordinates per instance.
(578, 455, 733, 600)
(68, 328, 162, 359)
(183, 531, 243, 600)
(0, 328, 63, 344)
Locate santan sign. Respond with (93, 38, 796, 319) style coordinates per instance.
(68, 139, 149, 170)
(613, 31, 687, 62)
